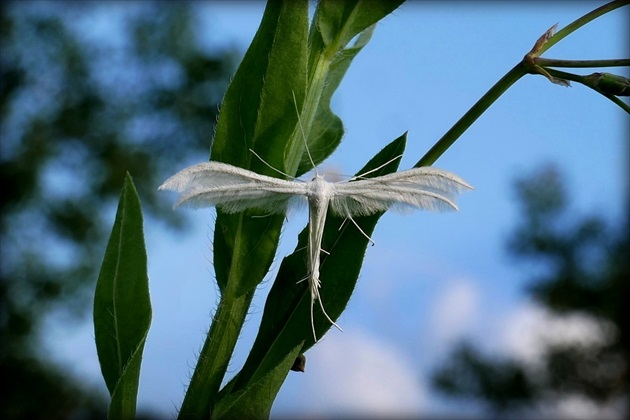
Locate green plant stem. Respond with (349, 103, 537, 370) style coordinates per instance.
(537, 0, 628, 56)
(535, 58, 630, 68)
(543, 68, 630, 113)
(415, 63, 527, 167)
(178, 290, 254, 419)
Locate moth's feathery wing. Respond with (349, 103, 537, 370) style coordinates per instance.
(330, 167, 473, 216)
(158, 162, 308, 213)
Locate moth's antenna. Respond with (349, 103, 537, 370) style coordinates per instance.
(352, 154, 403, 180)
(249, 148, 296, 180)
(292, 90, 318, 175)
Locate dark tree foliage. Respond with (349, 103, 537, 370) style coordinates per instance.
(0, 2, 234, 416)
(432, 165, 629, 416)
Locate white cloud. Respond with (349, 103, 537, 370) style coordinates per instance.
(274, 329, 425, 417)
(428, 279, 480, 345)
(537, 394, 627, 420)
(499, 302, 617, 366)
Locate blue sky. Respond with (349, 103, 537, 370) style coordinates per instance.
(44, 2, 629, 418)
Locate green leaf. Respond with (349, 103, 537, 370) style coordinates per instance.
(213, 344, 303, 420)
(94, 173, 151, 419)
(310, 0, 404, 52)
(178, 1, 310, 417)
(211, 0, 309, 295)
(296, 25, 377, 175)
(298, 0, 405, 175)
(226, 134, 407, 396)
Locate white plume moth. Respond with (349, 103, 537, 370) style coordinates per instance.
(159, 150, 472, 341)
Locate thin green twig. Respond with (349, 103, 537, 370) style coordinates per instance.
(544, 68, 630, 113)
(535, 58, 630, 68)
(416, 1, 628, 166)
(538, 0, 628, 55)
(415, 63, 526, 167)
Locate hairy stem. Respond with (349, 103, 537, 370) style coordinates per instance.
(178, 290, 254, 419)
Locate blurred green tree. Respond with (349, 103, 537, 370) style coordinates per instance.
(432, 165, 629, 417)
(0, 2, 234, 417)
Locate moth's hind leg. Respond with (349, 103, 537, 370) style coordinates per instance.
(311, 285, 343, 343)
(301, 273, 343, 342)
(339, 216, 376, 246)
(316, 292, 343, 333)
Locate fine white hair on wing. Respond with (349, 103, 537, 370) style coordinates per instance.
(159, 96, 473, 342)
